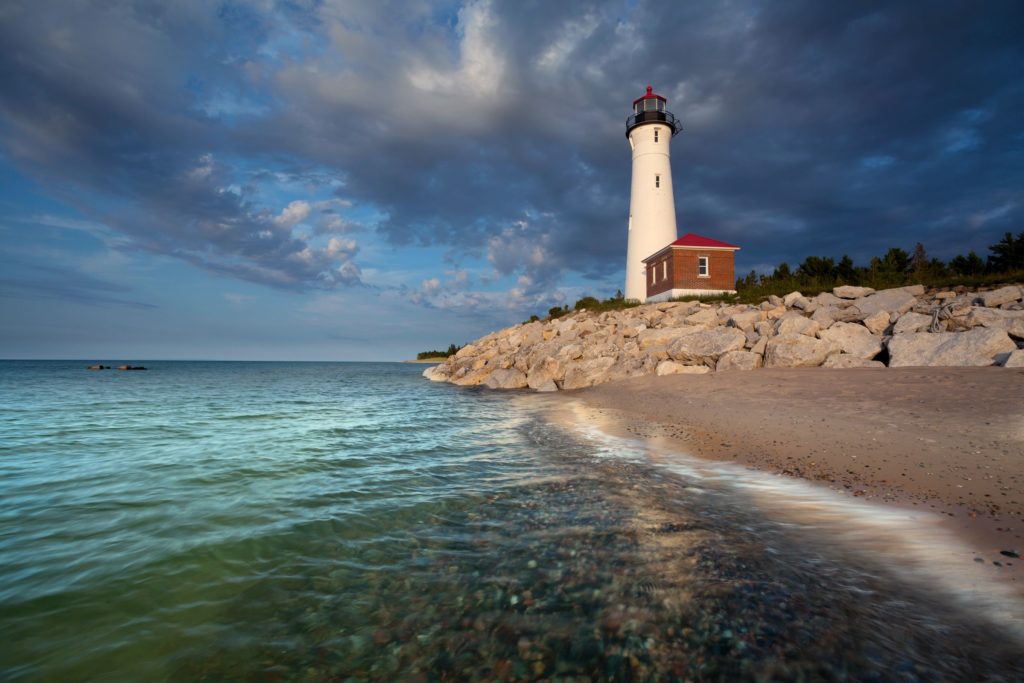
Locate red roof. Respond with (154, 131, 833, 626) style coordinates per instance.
(632, 84, 667, 106)
(670, 233, 740, 249)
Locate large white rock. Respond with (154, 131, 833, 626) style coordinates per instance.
(684, 308, 719, 326)
(887, 327, 1017, 367)
(656, 360, 711, 376)
(667, 328, 747, 364)
(776, 316, 821, 337)
(764, 334, 841, 368)
(822, 354, 886, 368)
(716, 350, 762, 371)
(727, 310, 765, 331)
(892, 311, 932, 335)
(483, 368, 528, 389)
(900, 284, 926, 297)
(862, 310, 891, 335)
(834, 285, 875, 299)
(782, 291, 804, 307)
(1002, 349, 1024, 368)
(965, 307, 1024, 339)
(815, 292, 845, 306)
(637, 326, 702, 350)
(534, 379, 559, 392)
(422, 364, 450, 381)
(979, 286, 1023, 308)
(526, 357, 564, 390)
(817, 322, 884, 359)
(810, 305, 838, 329)
(849, 288, 919, 320)
(562, 356, 618, 390)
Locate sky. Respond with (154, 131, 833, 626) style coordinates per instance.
(1, 0, 1022, 361)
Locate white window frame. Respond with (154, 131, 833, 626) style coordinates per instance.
(698, 256, 710, 278)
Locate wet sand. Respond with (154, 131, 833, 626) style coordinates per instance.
(575, 367, 1024, 568)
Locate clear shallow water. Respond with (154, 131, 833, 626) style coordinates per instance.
(0, 360, 1022, 681)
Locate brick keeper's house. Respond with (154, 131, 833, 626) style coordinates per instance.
(642, 232, 740, 302)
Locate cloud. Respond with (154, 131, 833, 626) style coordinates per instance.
(1, 0, 1022, 304)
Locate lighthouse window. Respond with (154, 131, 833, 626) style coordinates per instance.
(645, 98, 657, 111)
(655, 174, 660, 188)
(654, 130, 659, 143)
(698, 256, 709, 277)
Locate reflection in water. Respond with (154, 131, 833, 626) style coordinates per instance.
(178, 407, 1023, 681)
(2, 362, 1023, 681)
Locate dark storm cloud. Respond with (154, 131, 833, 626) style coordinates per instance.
(1, 0, 1022, 292)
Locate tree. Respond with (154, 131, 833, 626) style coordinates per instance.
(871, 248, 910, 276)
(836, 254, 858, 284)
(987, 231, 1024, 272)
(908, 243, 928, 277)
(796, 256, 836, 282)
(772, 262, 792, 280)
(949, 250, 986, 276)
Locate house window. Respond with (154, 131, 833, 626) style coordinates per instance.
(650, 266, 656, 285)
(698, 256, 709, 277)
(655, 174, 660, 188)
(662, 260, 667, 280)
(654, 129, 659, 143)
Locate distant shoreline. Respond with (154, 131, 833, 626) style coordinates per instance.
(403, 358, 447, 364)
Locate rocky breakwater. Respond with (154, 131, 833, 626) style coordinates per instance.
(423, 284, 1024, 391)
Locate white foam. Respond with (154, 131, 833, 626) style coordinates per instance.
(560, 400, 1024, 640)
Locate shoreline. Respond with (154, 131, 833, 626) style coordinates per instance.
(571, 367, 1024, 572)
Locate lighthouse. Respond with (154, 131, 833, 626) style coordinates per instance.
(624, 85, 682, 302)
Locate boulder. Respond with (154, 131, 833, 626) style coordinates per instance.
(716, 350, 762, 371)
(810, 306, 837, 329)
(1002, 350, 1024, 368)
(822, 354, 886, 368)
(776, 316, 821, 337)
(526, 357, 565, 390)
(422, 364, 450, 381)
(979, 286, 1022, 308)
(783, 291, 807, 308)
(848, 288, 919, 320)
(817, 322, 884, 359)
(834, 285, 875, 299)
(815, 292, 845, 307)
(684, 308, 719, 326)
(656, 361, 711, 376)
(892, 311, 932, 335)
(965, 308, 1024, 339)
(862, 310, 891, 335)
(450, 366, 494, 386)
(638, 326, 702, 350)
(765, 334, 841, 368)
(727, 310, 764, 331)
(887, 327, 1017, 367)
(562, 356, 618, 390)
(667, 328, 747, 364)
(534, 379, 559, 392)
(484, 368, 528, 389)
(899, 284, 926, 297)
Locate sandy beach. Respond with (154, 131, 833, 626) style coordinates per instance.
(575, 367, 1024, 564)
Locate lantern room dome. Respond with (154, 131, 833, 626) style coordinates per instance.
(626, 84, 681, 137)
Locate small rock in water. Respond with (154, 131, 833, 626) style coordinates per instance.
(974, 557, 985, 563)
(1000, 549, 1020, 558)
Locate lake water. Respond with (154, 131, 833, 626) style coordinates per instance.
(1, 360, 1022, 681)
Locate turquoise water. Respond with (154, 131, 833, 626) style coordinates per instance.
(1, 360, 1022, 681)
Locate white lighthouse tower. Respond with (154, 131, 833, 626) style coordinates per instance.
(624, 85, 682, 302)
